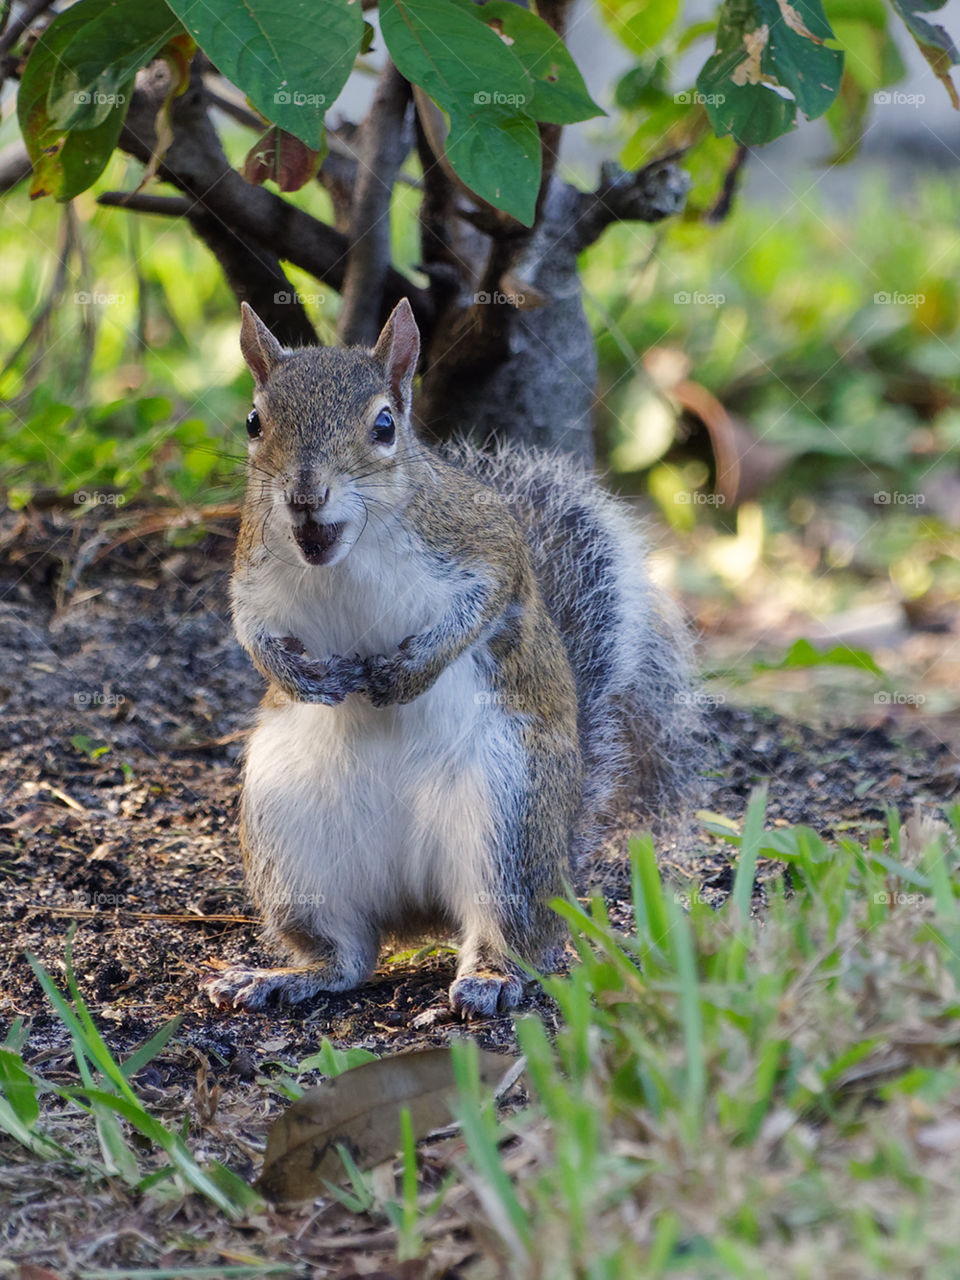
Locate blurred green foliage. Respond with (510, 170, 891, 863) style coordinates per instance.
(0, 158, 958, 526)
(0, 151, 340, 506)
(584, 172, 960, 506)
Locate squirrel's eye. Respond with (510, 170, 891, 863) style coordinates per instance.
(246, 408, 262, 440)
(372, 408, 395, 446)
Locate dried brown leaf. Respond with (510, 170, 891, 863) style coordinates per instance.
(256, 1046, 515, 1202)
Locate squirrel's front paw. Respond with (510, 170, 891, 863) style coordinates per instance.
(362, 653, 404, 707)
(284, 649, 366, 705)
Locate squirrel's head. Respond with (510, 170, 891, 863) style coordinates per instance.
(238, 299, 421, 568)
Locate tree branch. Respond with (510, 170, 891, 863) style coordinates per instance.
(98, 191, 194, 216)
(530, 0, 574, 216)
(0, 140, 31, 193)
(190, 211, 320, 347)
(570, 156, 691, 252)
(99, 188, 318, 346)
(0, 0, 55, 57)
(707, 144, 748, 223)
(337, 62, 413, 346)
(116, 60, 432, 338)
(202, 86, 266, 132)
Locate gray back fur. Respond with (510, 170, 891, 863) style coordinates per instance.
(446, 440, 703, 858)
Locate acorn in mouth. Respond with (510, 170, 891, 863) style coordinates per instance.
(293, 517, 344, 565)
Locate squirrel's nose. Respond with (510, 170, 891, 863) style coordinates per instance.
(286, 485, 330, 517)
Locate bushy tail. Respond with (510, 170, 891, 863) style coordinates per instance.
(449, 441, 703, 858)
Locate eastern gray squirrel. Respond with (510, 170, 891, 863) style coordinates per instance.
(202, 299, 700, 1017)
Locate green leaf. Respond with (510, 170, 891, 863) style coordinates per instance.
(696, 0, 844, 144)
(761, 0, 845, 118)
(380, 0, 541, 223)
(446, 106, 541, 225)
(615, 58, 671, 110)
(298, 1039, 378, 1077)
(698, 64, 798, 142)
(70, 734, 111, 759)
(827, 13, 906, 89)
(753, 636, 885, 677)
(889, 0, 959, 107)
(164, 0, 364, 151)
(17, 1, 134, 200)
(46, 0, 182, 132)
(0, 1048, 39, 1128)
(473, 2, 604, 124)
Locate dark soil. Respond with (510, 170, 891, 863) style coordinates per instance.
(1, 504, 954, 1090)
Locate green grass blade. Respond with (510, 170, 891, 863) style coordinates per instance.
(451, 1040, 531, 1257)
(630, 834, 670, 952)
(121, 1015, 184, 1079)
(732, 785, 767, 922)
(61, 1085, 245, 1215)
(398, 1104, 421, 1259)
(0, 1047, 39, 1128)
(26, 951, 137, 1104)
(923, 838, 957, 919)
(664, 892, 705, 1121)
(3, 1017, 30, 1053)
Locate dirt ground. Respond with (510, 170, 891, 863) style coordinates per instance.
(1, 502, 956, 1087)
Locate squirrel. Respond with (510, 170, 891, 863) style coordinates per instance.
(202, 299, 700, 1018)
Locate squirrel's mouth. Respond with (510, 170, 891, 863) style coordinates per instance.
(292, 518, 345, 566)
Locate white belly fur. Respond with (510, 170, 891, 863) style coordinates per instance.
(236, 525, 524, 948)
(243, 656, 521, 944)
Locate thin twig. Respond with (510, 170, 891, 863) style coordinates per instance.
(34, 909, 261, 926)
(98, 191, 195, 216)
(0, 140, 31, 193)
(338, 62, 413, 345)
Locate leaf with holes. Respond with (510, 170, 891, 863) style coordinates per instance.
(696, 0, 843, 144)
(472, 2, 603, 124)
(763, 0, 844, 118)
(165, 0, 364, 151)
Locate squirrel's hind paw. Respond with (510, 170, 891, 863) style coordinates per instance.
(449, 969, 525, 1018)
(201, 965, 332, 1011)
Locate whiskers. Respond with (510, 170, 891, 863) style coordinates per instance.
(258, 502, 306, 570)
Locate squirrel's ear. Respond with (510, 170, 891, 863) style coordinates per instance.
(372, 298, 420, 415)
(240, 302, 286, 386)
